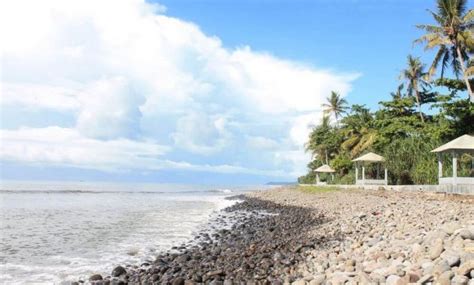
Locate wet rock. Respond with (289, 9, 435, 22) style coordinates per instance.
(172, 277, 185, 285)
(89, 274, 103, 281)
(111, 266, 126, 277)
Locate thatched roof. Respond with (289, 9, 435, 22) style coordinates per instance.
(352, 152, 385, 162)
(314, 164, 335, 173)
(432, 134, 474, 153)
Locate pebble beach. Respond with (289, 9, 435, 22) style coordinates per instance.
(81, 187, 474, 285)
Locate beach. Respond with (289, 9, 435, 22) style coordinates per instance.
(80, 187, 474, 285)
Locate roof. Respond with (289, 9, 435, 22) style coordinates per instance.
(431, 134, 474, 153)
(314, 164, 336, 173)
(352, 152, 385, 162)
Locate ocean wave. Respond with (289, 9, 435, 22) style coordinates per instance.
(0, 189, 235, 194)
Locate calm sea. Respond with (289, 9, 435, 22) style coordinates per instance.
(0, 181, 267, 284)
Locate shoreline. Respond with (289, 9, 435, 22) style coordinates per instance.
(78, 187, 474, 284)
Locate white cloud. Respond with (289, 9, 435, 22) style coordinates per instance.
(171, 112, 232, 155)
(0, 127, 287, 176)
(0, 0, 359, 179)
(0, 127, 169, 172)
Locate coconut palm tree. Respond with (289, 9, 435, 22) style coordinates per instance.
(399, 55, 429, 123)
(340, 105, 377, 158)
(322, 91, 348, 123)
(415, 0, 474, 102)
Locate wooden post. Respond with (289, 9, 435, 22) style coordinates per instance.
(362, 165, 365, 185)
(438, 153, 443, 182)
(384, 168, 388, 185)
(452, 152, 457, 186)
(355, 164, 359, 184)
(316, 173, 320, 185)
(331, 173, 334, 182)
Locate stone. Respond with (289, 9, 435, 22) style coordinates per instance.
(437, 270, 454, 285)
(432, 260, 451, 276)
(458, 260, 474, 276)
(464, 242, 474, 253)
(291, 281, 305, 285)
(459, 229, 474, 240)
(440, 250, 461, 267)
(451, 275, 469, 285)
(309, 275, 325, 285)
(385, 275, 400, 285)
(406, 271, 420, 283)
(89, 274, 103, 281)
(418, 274, 433, 284)
(111, 266, 126, 277)
(442, 222, 461, 235)
(172, 277, 185, 285)
(430, 238, 444, 260)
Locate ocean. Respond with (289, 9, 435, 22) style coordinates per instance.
(0, 181, 266, 284)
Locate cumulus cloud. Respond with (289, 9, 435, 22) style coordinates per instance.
(0, 0, 359, 179)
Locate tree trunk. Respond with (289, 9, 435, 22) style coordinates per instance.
(414, 89, 425, 123)
(456, 46, 474, 103)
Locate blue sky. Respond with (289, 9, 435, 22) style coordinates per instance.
(0, 0, 466, 184)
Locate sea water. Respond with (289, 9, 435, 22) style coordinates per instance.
(0, 181, 263, 284)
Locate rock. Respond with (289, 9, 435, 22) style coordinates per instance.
(89, 274, 103, 281)
(464, 242, 474, 253)
(440, 250, 461, 267)
(458, 260, 474, 276)
(309, 274, 325, 285)
(385, 275, 400, 285)
(418, 274, 433, 284)
(291, 280, 305, 285)
(111, 266, 126, 277)
(406, 271, 420, 283)
(429, 238, 444, 260)
(442, 222, 461, 235)
(451, 275, 469, 285)
(432, 260, 451, 276)
(459, 229, 474, 240)
(172, 277, 185, 285)
(437, 270, 454, 285)
(207, 270, 224, 277)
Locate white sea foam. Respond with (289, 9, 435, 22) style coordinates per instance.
(0, 181, 259, 284)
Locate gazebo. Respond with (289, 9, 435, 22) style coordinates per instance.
(352, 152, 387, 185)
(314, 164, 335, 185)
(431, 134, 474, 191)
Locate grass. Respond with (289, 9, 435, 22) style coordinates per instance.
(295, 185, 340, 194)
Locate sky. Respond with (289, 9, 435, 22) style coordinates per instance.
(0, 0, 465, 184)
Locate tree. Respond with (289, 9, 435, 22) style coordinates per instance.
(322, 91, 348, 123)
(399, 55, 430, 122)
(415, 0, 474, 102)
(340, 105, 377, 158)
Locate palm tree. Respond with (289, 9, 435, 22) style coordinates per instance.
(322, 91, 348, 123)
(399, 55, 429, 123)
(340, 105, 377, 158)
(415, 0, 474, 102)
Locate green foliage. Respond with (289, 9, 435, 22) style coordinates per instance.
(384, 136, 439, 184)
(302, 80, 472, 185)
(299, 0, 474, 185)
